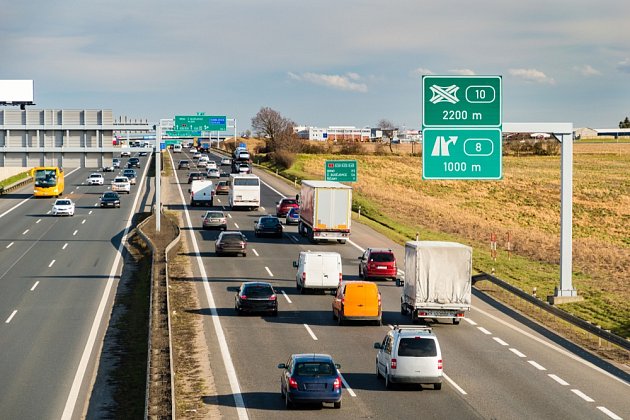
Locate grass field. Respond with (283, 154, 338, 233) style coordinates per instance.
(275, 143, 630, 338)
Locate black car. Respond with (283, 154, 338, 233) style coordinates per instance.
(234, 282, 278, 316)
(100, 191, 121, 208)
(178, 159, 190, 170)
(187, 171, 206, 184)
(254, 216, 283, 238)
(215, 231, 247, 256)
(127, 157, 140, 168)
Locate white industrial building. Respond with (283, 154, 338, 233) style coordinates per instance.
(296, 126, 370, 142)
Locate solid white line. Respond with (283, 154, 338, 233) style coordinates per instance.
(463, 317, 477, 325)
(338, 372, 357, 397)
(597, 406, 622, 419)
(265, 267, 274, 277)
(62, 162, 151, 420)
(259, 178, 286, 198)
(304, 324, 318, 341)
(31, 281, 40, 291)
(234, 223, 239, 229)
(474, 306, 630, 387)
(5, 310, 18, 323)
(493, 337, 509, 346)
(281, 291, 292, 304)
(81, 219, 86, 224)
(48, 260, 56, 268)
(73, 230, 78, 236)
(36, 218, 42, 224)
(22, 229, 29, 235)
(347, 238, 365, 253)
(509, 348, 527, 358)
(478, 327, 492, 335)
(528, 361, 547, 371)
(167, 151, 249, 420)
(443, 373, 467, 395)
(62, 243, 68, 250)
(548, 374, 569, 386)
(571, 389, 594, 402)
(252, 249, 259, 257)
(6, 242, 14, 249)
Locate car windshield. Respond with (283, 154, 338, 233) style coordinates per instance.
(295, 362, 335, 376)
(103, 193, 118, 199)
(370, 253, 395, 262)
(90, 174, 101, 178)
(397, 338, 437, 357)
(260, 218, 279, 226)
(242, 284, 274, 297)
(56, 200, 71, 206)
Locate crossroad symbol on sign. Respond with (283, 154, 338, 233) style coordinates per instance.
(429, 84, 460, 104)
(431, 136, 458, 157)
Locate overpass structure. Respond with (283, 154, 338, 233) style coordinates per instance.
(0, 108, 151, 168)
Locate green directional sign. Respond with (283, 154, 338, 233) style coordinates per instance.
(325, 160, 357, 182)
(166, 130, 201, 137)
(422, 76, 501, 127)
(175, 115, 226, 131)
(422, 128, 502, 180)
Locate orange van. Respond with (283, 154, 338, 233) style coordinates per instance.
(332, 281, 382, 326)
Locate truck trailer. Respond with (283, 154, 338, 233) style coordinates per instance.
(298, 180, 352, 244)
(399, 241, 472, 325)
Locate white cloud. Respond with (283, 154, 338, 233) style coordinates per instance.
(508, 68, 556, 84)
(288, 72, 368, 93)
(573, 64, 601, 76)
(449, 69, 476, 76)
(411, 68, 434, 77)
(617, 58, 630, 74)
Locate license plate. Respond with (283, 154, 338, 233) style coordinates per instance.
(306, 383, 326, 391)
(377, 266, 387, 269)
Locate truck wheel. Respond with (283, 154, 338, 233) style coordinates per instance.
(453, 318, 460, 325)
(334, 401, 341, 409)
(434, 383, 442, 390)
(337, 239, 346, 244)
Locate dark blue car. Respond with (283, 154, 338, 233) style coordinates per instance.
(278, 353, 342, 409)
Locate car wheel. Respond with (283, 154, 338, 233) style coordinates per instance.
(337, 310, 344, 326)
(375, 318, 382, 326)
(242, 253, 246, 257)
(271, 309, 278, 317)
(334, 401, 341, 409)
(285, 391, 293, 409)
(385, 373, 392, 389)
(359, 268, 364, 279)
(376, 362, 381, 379)
(235, 304, 242, 315)
(453, 318, 460, 325)
(434, 383, 442, 390)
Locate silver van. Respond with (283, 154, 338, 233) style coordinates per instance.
(293, 251, 342, 293)
(373, 326, 442, 390)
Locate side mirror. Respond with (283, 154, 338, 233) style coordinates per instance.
(188, 189, 191, 193)
(373, 342, 382, 349)
(334, 363, 341, 369)
(277, 363, 286, 369)
(292, 261, 298, 268)
(396, 278, 404, 287)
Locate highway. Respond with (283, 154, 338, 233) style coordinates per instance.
(168, 148, 630, 420)
(0, 153, 152, 419)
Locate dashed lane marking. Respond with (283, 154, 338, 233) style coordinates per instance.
(304, 324, 318, 341)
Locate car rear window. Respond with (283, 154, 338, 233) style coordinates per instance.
(295, 362, 335, 376)
(260, 218, 279, 226)
(397, 338, 437, 357)
(243, 284, 274, 297)
(206, 212, 224, 218)
(222, 234, 244, 242)
(282, 199, 297, 205)
(370, 252, 395, 262)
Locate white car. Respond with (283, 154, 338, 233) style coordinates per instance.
(112, 176, 131, 194)
(52, 198, 75, 216)
(87, 173, 105, 185)
(113, 158, 121, 168)
(193, 152, 202, 159)
(121, 151, 131, 157)
(206, 161, 217, 170)
(207, 168, 221, 178)
(220, 157, 232, 165)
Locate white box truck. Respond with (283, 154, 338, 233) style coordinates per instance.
(228, 174, 260, 210)
(298, 180, 352, 244)
(399, 241, 472, 325)
(293, 251, 343, 294)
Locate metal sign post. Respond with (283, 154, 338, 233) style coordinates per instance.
(155, 122, 162, 232)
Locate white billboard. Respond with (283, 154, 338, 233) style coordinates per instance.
(0, 80, 34, 102)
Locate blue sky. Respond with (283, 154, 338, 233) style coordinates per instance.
(1, 0, 629, 130)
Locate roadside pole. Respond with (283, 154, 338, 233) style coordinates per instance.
(155, 123, 161, 232)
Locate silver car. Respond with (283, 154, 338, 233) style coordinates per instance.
(202, 210, 227, 230)
(374, 326, 443, 390)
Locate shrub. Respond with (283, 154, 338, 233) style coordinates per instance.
(338, 141, 365, 155)
(272, 150, 295, 169)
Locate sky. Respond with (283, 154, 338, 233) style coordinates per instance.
(1, 0, 629, 131)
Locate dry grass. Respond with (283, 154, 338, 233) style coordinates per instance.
(286, 144, 630, 337)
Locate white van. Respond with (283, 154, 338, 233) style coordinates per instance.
(173, 143, 182, 153)
(293, 251, 343, 293)
(189, 179, 214, 206)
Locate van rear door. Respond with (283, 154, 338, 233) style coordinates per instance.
(321, 253, 342, 289)
(303, 254, 324, 288)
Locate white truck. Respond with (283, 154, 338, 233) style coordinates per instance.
(298, 180, 352, 244)
(189, 179, 214, 206)
(228, 174, 260, 210)
(398, 241, 472, 325)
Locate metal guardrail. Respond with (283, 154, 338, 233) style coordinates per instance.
(472, 272, 630, 352)
(0, 176, 32, 195)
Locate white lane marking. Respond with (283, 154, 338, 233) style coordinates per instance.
(509, 348, 527, 358)
(73, 230, 78, 236)
(474, 306, 630, 387)
(5, 310, 18, 323)
(6, 242, 14, 249)
(597, 406, 622, 419)
(478, 327, 492, 335)
(338, 372, 357, 397)
(76, 186, 80, 190)
(571, 389, 594, 402)
(252, 249, 259, 257)
(47, 210, 51, 214)
(463, 317, 477, 325)
(548, 374, 569, 386)
(304, 324, 318, 341)
(62, 161, 151, 420)
(166, 151, 249, 420)
(281, 291, 292, 304)
(259, 178, 286, 198)
(234, 223, 239, 229)
(288, 234, 299, 243)
(31, 281, 40, 291)
(22, 229, 29, 235)
(69, 191, 73, 194)
(81, 219, 86, 224)
(493, 337, 509, 346)
(36, 218, 42, 224)
(94, 203, 98, 207)
(443, 373, 467, 395)
(89, 210, 93, 215)
(528, 361, 547, 371)
(227, 213, 232, 218)
(347, 238, 365, 253)
(260, 206, 266, 211)
(265, 267, 274, 277)
(48, 260, 56, 268)
(62, 243, 68, 250)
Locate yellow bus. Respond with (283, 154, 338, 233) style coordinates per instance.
(33, 167, 65, 197)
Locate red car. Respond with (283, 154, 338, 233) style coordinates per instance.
(275, 198, 299, 217)
(358, 248, 398, 281)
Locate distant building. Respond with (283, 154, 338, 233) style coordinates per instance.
(296, 126, 370, 142)
(575, 127, 630, 139)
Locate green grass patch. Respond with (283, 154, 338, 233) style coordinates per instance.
(0, 171, 31, 188)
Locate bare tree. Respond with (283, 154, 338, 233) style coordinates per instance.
(251, 107, 296, 152)
(376, 118, 397, 152)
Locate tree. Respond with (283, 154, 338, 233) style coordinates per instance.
(376, 119, 397, 152)
(619, 117, 630, 129)
(251, 107, 296, 153)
